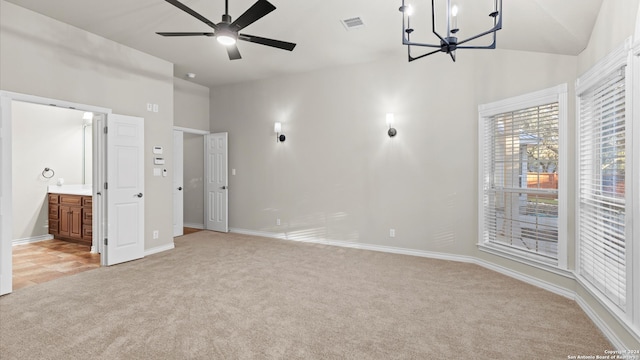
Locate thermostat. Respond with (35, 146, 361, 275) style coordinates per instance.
(153, 146, 163, 155)
(154, 157, 165, 165)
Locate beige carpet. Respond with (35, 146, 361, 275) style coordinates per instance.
(0, 231, 610, 359)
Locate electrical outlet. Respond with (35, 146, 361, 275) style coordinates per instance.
(153, 230, 159, 239)
(147, 103, 152, 111)
(390, 229, 396, 237)
(276, 218, 281, 226)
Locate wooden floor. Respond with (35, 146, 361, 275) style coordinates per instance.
(12, 239, 99, 291)
(182, 227, 203, 236)
(12, 227, 204, 291)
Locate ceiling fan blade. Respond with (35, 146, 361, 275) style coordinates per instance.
(164, 0, 218, 30)
(230, 0, 276, 32)
(238, 34, 296, 51)
(226, 44, 242, 60)
(156, 32, 214, 37)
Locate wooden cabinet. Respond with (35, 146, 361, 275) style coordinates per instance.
(48, 193, 92, 246)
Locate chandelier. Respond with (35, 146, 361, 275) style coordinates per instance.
(399, 0, 502, 62)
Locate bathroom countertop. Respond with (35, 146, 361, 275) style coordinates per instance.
(48, 185, 93, 196)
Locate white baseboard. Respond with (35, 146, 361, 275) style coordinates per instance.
(184, 223, 205, 229)
(229, 227, 628, 350)
(144, 242, 175, 257)
(12, 234, 53, 246)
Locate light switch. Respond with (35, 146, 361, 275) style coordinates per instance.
(232, 168, 236, 176)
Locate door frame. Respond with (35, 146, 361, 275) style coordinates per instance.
(172, 126, 209, 233)
(0, 90, 111, 295)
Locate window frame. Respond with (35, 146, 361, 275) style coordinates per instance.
(478, 84, 568, 271)
(575, 37, 638, 334)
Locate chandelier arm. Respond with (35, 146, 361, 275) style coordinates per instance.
(408, 46, 443, 62)
(402, 40, 442, 48)
(455, 21, 501, 47)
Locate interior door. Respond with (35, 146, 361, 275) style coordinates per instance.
(0, 95, 12, 295)
(173, 130, 184, 237)
(105, 114, 145, 266)
(205, 132, 228, 232)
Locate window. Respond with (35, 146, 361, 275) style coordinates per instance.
(576, 39, 634, 316)
(478, 85, 567, 269)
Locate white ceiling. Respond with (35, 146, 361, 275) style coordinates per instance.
(4, 0, 603, 88)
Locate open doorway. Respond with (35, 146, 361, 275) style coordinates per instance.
(1, 91, 146, 295)
(173, 127, 208, 237)
(10, 101, 101, 290)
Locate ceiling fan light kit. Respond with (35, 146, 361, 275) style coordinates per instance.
(399, 0, 502, 62)
(157, 0, 296, 60)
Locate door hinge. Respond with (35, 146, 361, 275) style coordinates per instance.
(104, 182, 108, 190)
(104, 126, 108, 134)
(104, 238, 108, 246)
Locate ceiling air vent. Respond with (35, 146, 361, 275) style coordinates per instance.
(341, 17, 364, 31)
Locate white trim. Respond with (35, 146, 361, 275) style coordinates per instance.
(0, 91, 112, 116)
(172, 126, 210, 135)
(144, 242, 175, 257)
(230, 227, 632, 349)
(632, 36, 640, 330)
(575, 38, 638, 335)
(478, 83, 568, 271)
(478, 243, 573, 279)
(0, 94, 13, 295)
(576, 276, 640, 346)
(230, 228, 573, 298)
(478, 83, 568, 117)
(575, 37, 632, 95)
(12, 234, 54, 246)
(575, 295, 629, 351)
(184, 222, 205, 229)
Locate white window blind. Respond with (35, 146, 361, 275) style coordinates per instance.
(481, 103, 560, 261)
(577, 68, 627, 309)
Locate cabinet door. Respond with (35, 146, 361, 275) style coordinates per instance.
(59, 205, 70, 236)
(69, 207, 82, 239)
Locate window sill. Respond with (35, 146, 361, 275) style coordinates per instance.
(478, 242, 573, 279)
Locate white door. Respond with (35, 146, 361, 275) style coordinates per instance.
(105, 114, 145, 266)
(173, 130, 184, 237)
(0, 95, 12, 295)
(205, 132, 228, 232)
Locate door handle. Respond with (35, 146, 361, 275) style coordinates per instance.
(178, 187, 183, 191)
(135, 193, 143, 198)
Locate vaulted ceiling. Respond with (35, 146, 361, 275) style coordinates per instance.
(4, 0, 603, 87)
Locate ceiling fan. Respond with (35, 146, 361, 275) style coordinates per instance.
(157, 0, 297, 60)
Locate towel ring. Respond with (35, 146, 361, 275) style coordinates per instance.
(42, 167, 55, 179)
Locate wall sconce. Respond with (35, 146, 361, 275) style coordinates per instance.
(386, 113, 397, 137)
(274, 122, 286, 142)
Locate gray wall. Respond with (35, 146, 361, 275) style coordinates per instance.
(210, 49, 577, 257)
(0, 1, 174, 251)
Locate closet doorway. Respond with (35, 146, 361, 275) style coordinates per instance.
(173, 127, 209, 237)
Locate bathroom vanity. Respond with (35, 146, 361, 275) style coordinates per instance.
(48, 186, 92, 246)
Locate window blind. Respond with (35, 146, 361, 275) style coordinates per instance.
(482, 103, 560, 261)
(577, 68, 627, 309)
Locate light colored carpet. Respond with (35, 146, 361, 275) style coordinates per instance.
(0, 231, 610, 359)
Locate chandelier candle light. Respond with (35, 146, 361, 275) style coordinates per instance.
(399, 0, 502, 62)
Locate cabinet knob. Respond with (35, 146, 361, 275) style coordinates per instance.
(135, 193, 143, 198)
(178, 187, 183, 191)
